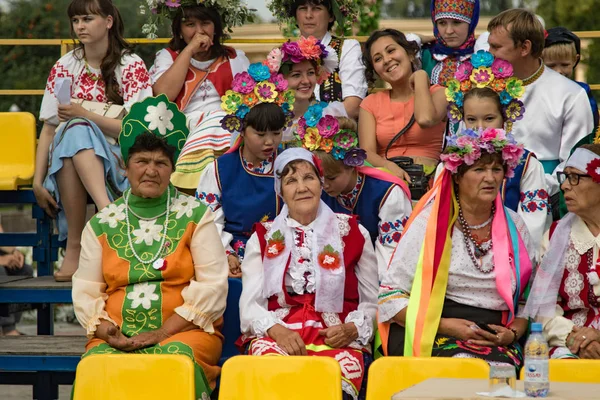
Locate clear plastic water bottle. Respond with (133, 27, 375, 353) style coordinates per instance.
(524, 322, 550, 397)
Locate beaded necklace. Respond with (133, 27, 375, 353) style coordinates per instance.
(124, 188, 171, 270)
(84, 59, 101, 82)
(457, 198, 496, 273)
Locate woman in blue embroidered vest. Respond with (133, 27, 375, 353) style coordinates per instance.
(268, 0, 366, 119)
(35, 0, 153, 281)
(148, 1, 251, 193)
(421, 0, 480, 87)
(266, 35, 344, 149)
(296, 110, 412, 280)
(196, 63, 295, 277)
(443, 50, 550, 261)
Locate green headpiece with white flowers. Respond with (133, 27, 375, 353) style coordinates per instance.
(119, 94, 189, 163)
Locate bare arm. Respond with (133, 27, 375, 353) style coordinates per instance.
(412, 70, 447, 128)
(358, 108, 411, 182)
(342, 96, 362, 120)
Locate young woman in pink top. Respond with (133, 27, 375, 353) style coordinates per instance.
(359, 29, 448, 181)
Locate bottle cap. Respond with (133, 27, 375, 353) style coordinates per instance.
(531, 322, 543, 332)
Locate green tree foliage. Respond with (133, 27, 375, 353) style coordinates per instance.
(535, 0, 600, 96)
(0, 0, 167, 121)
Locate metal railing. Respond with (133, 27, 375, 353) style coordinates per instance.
(2, 31, 600, 97)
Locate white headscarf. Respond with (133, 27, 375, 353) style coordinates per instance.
(265, 148, 345, 312)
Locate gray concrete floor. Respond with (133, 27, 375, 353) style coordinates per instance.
(3, 321, 85, 400)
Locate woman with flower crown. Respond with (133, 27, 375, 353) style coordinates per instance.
(442, 50, 550, 261)
(239, 148, 378, 400)
(265, 35, 344, 149)
(378, 127, 535, 370)
(522, 144, 600, 359)
(295, 109, 412, 280)
(147, 0, 251, 193)
(72, 95, 228, 399)
(35, 0, 153, 281)
(195, 63, 295, 277)
(268, 0, 367, 119)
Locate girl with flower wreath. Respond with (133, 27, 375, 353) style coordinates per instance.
(295, 108, 412, 280)
(265, 35, 344, 149)
(268, 0, 367, 119)
(239, 148, 378, 400)
(196, 63, 295, 277)
(359, 29, 448, 182)
(148, 0, 251, 193)
(442, 50, 550, 261)
(378, 126, 535, 371)
(35, 0, 153, 281)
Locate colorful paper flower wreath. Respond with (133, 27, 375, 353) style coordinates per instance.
(220, 62, 296, 133)
(440, 127, 525, 178)
(445, 50, 526, 130)
(266, 36, 339, 85)
(294, 102, 366, 167)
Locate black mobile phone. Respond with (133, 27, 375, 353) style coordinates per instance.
(475, 321, 497, 334)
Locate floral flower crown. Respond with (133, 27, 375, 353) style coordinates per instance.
(140, 0, 253, 39)
(295, 102, 366, 167)
(440, 127, 525, 178)
(266, 36, 338, 85)
(267, 0, 359, 33)
(220, 62, 295, 133)
(445, 50, 526, 132)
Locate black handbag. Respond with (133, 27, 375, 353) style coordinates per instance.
(384, 114, 431, 200)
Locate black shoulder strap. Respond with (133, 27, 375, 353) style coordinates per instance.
(385, 114, 415, 160)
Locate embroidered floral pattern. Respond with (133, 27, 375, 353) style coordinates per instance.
(318, 245, 341, 270)
(338, 174, 363, 210)
(520, 189, 550, 214)
(196, 192, 221, 212)
(243, 155, 274, 174)
(378, 216, 409, 245)
(126, 282, 159, 310)
(97, 204, 126, 228)
(132, 219, 163, 246)
(170, 195, 200, 219)
(266, 230, 285, 259)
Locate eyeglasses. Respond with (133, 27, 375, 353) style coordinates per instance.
(557, 172, 591, 186)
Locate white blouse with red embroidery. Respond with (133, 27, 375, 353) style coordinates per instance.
(40, 48, 152, 126)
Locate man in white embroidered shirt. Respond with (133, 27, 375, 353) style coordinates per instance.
(487, 9, 593, 199)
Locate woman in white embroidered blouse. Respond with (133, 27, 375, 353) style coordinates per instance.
(34, 0, 152, 281)
(522, 145, 600, 359)
(239, 148, 378, 400)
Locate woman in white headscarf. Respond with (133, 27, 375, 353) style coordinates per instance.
(238, 148, 378, 400)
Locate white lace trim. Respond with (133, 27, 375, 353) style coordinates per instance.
(564, 244, 585, 310)
(344, 310, 373, 346)
(251, 312, 283, 337)
(571, 217, 600, 255)
(287, 227, 316, 295)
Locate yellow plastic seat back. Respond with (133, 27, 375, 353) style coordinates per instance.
(0, 112, 36, 190)
(219, 355, 343, 400)
(73, 354, 195, 400)
(519, 359, 600, 383)
(366, 357, 490, 400)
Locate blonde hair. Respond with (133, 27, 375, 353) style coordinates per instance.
(313, 116, 357, 175)
(488, 9, 545, 58)
(542, 42, 578, 63)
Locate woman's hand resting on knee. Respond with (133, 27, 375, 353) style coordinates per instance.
(438, 318, 487, 342)
(267, 324, 307, 356)
(33, 183, 58, 218)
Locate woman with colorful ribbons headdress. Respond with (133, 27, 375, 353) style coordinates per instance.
(238, 147, 378, 400)
(147, 0, 252, 193)
(267, 0, 366, 119)
(265, 35, 342, 149)
(443, 50, 550, 261)
(196, 62, 294, 277)
(421, 0, 480, 86)
(72, 95, 228, 399)
(378, 126, 534, 370)
(294, 106, 412, 280)
(522, 145, 600, 360)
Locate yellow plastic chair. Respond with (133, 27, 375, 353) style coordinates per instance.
(73, 354, 195, 400)
(219, 355, 343, 400)
(0, 112, 36, 190)
(519, 359, 600, 383)
(366, 357, 490, 400)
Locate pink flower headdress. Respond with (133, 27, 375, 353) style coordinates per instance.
(440, 127, 525, 178)
(220, 62, 295, 134)
(445, 50, 526, 132)
(266, 36, 339, 85)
